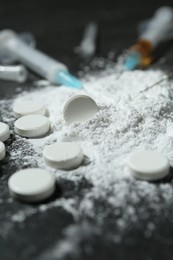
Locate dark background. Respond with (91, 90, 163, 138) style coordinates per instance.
(1, 0, 173, 259)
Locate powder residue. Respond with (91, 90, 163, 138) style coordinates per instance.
(1, 67, 173, 258)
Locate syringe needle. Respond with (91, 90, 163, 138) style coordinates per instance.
(139, 71, 173, 94)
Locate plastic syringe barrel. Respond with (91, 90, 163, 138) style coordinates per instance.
(140, 6, 173, 47)
(0, 30, 67, 83)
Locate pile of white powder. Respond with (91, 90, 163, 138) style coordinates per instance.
(1, 65, 173, 258)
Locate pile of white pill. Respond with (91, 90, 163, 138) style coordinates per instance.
(0, 94, 98, 202)
(0, 91, 171, 203)
(0, 122, 10, 160)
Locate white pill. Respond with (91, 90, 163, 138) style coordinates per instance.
(0, 122, 10, 142)
(13, 99, 46, 118)
(14, 115, 50, 138)
(8, 168, 56, 202)
(43, 142, 84, 170)
(63, 94, 99, 124)
(128, 150, 170, 181)
(0, 141, 5, 161)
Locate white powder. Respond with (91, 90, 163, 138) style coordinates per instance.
(1, 65, 173, 258)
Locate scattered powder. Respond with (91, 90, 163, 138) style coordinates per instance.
(39, 223, 99, 260)
(1, 65, 173, 258)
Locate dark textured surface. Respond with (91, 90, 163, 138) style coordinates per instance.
(1, 0, 173, 260)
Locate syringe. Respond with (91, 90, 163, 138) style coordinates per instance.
(77, 22, 98, 59)
(0, 65, 27, 83)
(0, 30, 82, 88)
(124, 6, 173, 70)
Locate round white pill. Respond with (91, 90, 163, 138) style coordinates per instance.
(0, 122, 10, 142)
(128, 150, 170, 181)
(14, 114, 50, 138)
(0, 141, 5, 161)
(63, 94, 99, 124)
(43, 142, 84, 170)
(8, 168, 56, 202)
(13, 99, 46, 118)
